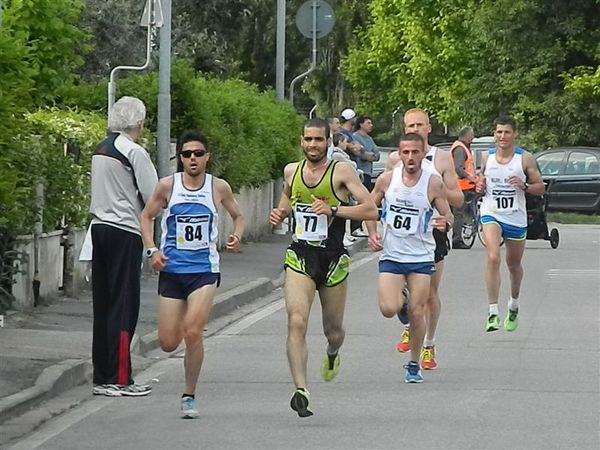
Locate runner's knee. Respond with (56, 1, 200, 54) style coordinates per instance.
(288, 312, 308, 337)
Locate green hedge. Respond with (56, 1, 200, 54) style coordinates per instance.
(2, 61, 304, 235)
(61, 60, 304, 191)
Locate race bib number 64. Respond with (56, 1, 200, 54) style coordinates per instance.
(386, 204, 419, 236)
(176, 215, 210, 250)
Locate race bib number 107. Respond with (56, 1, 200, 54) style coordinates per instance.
(176, 215, 210, 250)
(491, 188, 518, 212)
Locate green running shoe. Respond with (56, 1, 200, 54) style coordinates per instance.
(290, 389, 313, 417)
(504, 308, 519, 332)
(486, 313, 500, 332)
(320, 353, 340, 382)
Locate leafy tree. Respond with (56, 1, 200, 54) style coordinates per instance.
(3, 0, 89, 104)
(77, 0, 147, 80)
(344, 0, 600, 147)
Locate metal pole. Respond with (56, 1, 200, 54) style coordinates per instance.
(309, 104, 317, 118)
(289, 0, 319, 107)
(272, 0, 287, 234)
(275, 0, 285, 100)
(392, 105, 403, 136)
(107, 7, 153, 120)
(157, 0, 172, 178)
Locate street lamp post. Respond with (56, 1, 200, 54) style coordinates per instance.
(156, 0, 172, 178)
(107, 0, 163, 120)
(275, 0, 285, 100)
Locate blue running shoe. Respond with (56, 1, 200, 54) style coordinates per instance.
(404, 361, 423, 383)
(181, 396, 199, 419)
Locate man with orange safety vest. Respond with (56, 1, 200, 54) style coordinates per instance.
(450, 126, 477, 249)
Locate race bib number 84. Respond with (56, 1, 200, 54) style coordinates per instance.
(176, 215, 210, 250)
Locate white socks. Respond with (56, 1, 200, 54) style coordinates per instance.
(508, 297, 519, 312)
(488, 303, 499, 315)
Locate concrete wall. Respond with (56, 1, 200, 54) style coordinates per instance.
(217, 182, 274, 245)
(10, 181, 276, 310)
(12, 231, 64, 310)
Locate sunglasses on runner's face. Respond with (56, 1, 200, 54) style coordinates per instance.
(180, 149, 207, 158)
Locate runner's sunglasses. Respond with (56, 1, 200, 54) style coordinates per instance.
(180, 149, 208, 158)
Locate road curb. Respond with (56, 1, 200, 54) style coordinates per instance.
(0, 359, 92, 425)
(0, 237, 369, 426)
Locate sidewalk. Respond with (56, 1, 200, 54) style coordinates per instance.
(0, 233, 368, 425)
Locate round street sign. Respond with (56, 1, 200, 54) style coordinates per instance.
(295, 0, 335, 39)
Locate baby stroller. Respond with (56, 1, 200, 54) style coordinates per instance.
(525, 180, 559, 248)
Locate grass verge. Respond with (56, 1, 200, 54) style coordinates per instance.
(547, 212, 600, 224)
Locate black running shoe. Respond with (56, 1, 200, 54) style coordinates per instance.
(290, 389, 313, 417)
(397, 287, 410, 325)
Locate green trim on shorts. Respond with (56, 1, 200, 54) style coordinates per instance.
(284, 248, 350, 287)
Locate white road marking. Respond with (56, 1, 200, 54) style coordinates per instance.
(9, 398, 111, 450)
(216, 250, 379, 337)
(10, 250, 379, 449)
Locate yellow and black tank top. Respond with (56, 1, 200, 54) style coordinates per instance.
(290, 160, 348, 249)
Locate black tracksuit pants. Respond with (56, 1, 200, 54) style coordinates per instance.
(91, 224, 142, 386)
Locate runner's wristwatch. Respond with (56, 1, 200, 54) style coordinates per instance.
(144, 247, 159, 258)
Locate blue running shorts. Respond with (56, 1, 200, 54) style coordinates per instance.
(480, 215, 527, 240)
(379, 260, 436, 275)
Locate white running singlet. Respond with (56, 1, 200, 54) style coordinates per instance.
(160, 173, 220, 273)
(381, 167, 436, 263)
(480, 147, 527, 227)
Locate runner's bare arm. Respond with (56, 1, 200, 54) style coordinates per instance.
(476, 152, 489, 194)
(269, 163, 296, 225)
(522, 152, 545, 196)
(430, 175, 453, 231)
(140, 178, 173, 270)
(366, 171, 391, 248)
(335, 163, 379, 221)
(216, 178, 245, 252)
(436, 150, 464, 207)
(140, 178, 172, 250)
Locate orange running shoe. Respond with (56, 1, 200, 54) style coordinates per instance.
(420, 346, 437, 370)
(395, 327, 410, 352)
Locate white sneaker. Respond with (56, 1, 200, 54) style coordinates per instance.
(92, 384, 122, 397)
(181, 396, 199, 419)
(112, 383, 152, 397)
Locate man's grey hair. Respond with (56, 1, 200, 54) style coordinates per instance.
(108, 96, 146, 133)
(458, 126, 474, 139)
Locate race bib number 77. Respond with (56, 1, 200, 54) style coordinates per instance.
(294, 203, 328, 241)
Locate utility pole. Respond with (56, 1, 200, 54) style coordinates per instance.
(275, 0, 285, 100)
(272, 0, 287, 234)
(157, 0, 172, 178)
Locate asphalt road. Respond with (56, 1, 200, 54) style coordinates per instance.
(9, 225, 600, 450)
